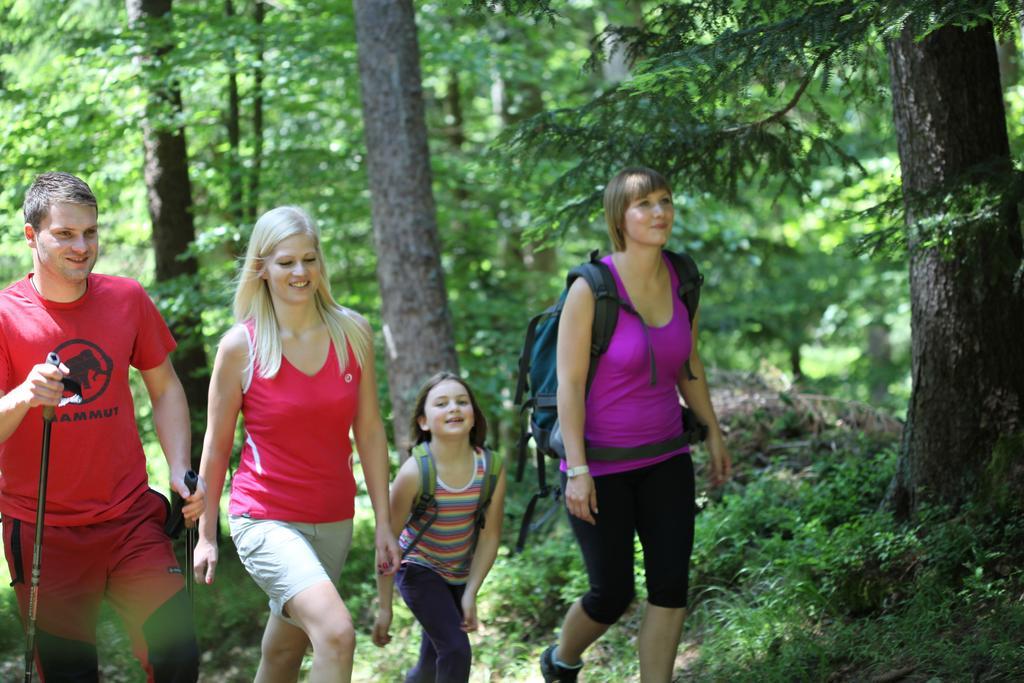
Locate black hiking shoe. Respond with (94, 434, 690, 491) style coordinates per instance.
(540, 644, 583, 682)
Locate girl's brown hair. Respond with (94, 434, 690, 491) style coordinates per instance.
(408, 371, 488, 450)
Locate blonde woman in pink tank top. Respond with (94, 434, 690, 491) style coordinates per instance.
(194, 206, 400, 683)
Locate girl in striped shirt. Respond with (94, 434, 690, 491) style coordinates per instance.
(373, 372, 507, 683)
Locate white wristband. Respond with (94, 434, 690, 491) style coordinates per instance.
(566, 465, 590, 478)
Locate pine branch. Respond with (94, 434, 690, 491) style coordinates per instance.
(481, 0, 1023, 237)
(722, 49, 836, 134)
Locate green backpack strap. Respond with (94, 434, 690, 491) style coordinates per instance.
(414, 445, 437, 512)
(401, 443, 439, 559)
(474, 447, 503, 530)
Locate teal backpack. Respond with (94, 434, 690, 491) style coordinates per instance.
(401, 443, 503, 559)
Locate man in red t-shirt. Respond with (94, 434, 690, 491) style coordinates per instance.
(0, 172, 206, 681)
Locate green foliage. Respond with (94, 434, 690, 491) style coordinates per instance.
(190, 545, 268, 666)
(466, 0, 921, 393)
(0, 587, 21, 655)
(688, 443, 898, 594)
(468, 0, 1024, 398)
(7, 0, 1019, 676)
(686, 443, 1024, 682)
(485, 526, 583, 636)
(0, 0, 917, 428)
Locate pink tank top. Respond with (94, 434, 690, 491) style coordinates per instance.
(229, 321, 360, 522)
(570, 253, 693, 477)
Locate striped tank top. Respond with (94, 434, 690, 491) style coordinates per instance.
(399, 450, 485, 585)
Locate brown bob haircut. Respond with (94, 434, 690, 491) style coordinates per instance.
(408, 371, 488, 450)
(603, 166, 672, 252)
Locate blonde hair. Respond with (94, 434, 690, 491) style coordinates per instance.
(603, 167, 672, 252)
(233, 206, 370, 378)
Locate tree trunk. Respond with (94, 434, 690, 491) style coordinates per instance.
(443, 70, 469, 229)
(225, 0, 244, 230)
(444, 70, 466, 151)
(886, 21, 1024, 517)
(789, 345, 803, 383)
(867, 323, 892, 405)
(247, 0, 265, 223)
(353, 0, 459, 459)
(125, 0, 207, 467)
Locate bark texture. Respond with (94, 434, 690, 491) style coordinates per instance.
(353, 0, 459, 457)
(247, 0, 265, 223)
(886, 22, 1024, 516)
(225, 0, 244, 229)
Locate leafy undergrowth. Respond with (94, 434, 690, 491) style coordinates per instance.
(673, 376, 1024, 682)
(1, 375, 1021, 681)
(681, 447, 1024, 682)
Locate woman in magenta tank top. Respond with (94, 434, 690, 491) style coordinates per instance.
(193, 206, 401, 682)
(540, 168, 733, 683)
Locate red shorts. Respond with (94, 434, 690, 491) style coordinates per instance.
(3, 488, 185, 670)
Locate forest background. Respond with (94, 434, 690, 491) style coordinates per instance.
(0, 0, 1022, 681)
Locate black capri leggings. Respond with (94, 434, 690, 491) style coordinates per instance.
(564, 453, 696, 625)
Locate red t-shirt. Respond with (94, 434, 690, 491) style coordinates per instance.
(0, 274, 176, 526)
(228, 321, 360, 523)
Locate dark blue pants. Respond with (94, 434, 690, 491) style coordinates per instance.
(395, 562, 471, 683)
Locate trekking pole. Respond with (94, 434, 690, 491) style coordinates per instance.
(183, 470, 198, 607)
(23, 352, 61, 683)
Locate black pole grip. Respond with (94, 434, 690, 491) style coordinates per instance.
(183, 471, 198, 528)
(184, 470, 198, 496)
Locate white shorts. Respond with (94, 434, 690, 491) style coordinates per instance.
(229, 515, 354, 624)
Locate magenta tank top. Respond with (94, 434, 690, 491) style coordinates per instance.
(564, 252, 693, 477)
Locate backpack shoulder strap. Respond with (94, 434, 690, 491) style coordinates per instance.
(568, 251, 622, 391)
(401, 444, 439, 559)
(663, 250, 703, 327)
(411, 445, 437, 517)
(664, 250, 704, 380)
(474, 447, 504, 530)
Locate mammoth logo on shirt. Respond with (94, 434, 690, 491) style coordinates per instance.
(52, 339, 113, 405)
